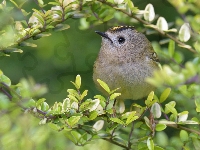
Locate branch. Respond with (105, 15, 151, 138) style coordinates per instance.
(128, 121, 134, 149)
(102, 138, 128, 149)
(97, 0, 197, 54)
(33, 0, 45, 14)
(167, 124, 200, 135)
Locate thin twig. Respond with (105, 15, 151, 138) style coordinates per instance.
(97, 0, 197, 54)
(33, 0, 45, 14)
(0, 87, 12, 100)
(102, 138, 128, 149)
(166, 124, 200, 135)
(127, 121, 134, 149)
(1, 82, 22, 99)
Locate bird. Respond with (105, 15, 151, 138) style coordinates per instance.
(93, 26, 160, 100)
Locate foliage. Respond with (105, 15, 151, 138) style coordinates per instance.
(1, 0, 200, 150)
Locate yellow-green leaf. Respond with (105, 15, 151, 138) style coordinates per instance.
(165, 102, 177, 115)
(97, 79, 110, 93)
(67, 116, 81, 127)
(155, 124, 166, 131)
(160, 88, 171, 103)
(75, 74, 81, 89)
(180, 130, 189, 142)
(110, 93, 121, 100)
(147, 137, 154, 150)
(110, 118, 124, 125)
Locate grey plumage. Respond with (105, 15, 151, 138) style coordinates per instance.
(93, 26, 160, 100)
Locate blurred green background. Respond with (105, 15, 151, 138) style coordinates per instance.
(0, 0, 179, 104)
(0, 0, 192, 149)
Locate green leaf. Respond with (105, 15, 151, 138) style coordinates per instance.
(147, 91, 154, 101)
(155, 124, 166, 131)
(67, 89, 80, 99)
(68, 95, 78, 103)
(191, 117, 199, 123)
(71, 131, 81, 141)
(39, 118, 47, 125)
(65, 131, 76, 143)
(33, 33, 51, 40)
(48, 2, 60, 5)
(75, 75, 81, 89)
(19, 0, 28, 8)
(81, 90, 88, 100)
(38, 0, 44, 5)
(53, 24, 70, 32)
(97, 79, 110, 93)
(132, 103, 143, 108)
(147, 137, 154, 150)
(19, 42, 37, 47)
(103, 14, 114, 22)
(41, 102, 49, 111)
(126, 0, 135, 11)
(145, 91, 155, 107)
(28, 99, 36, 107)
(125, 111, 139, 125)
(191, 137, 200, 150)
(151, 103, 161, 118)
(110, 93, 121, 100)
(30, 28, 41, 36)
(70, 81, 79, 90)
(2, 48, 23, 54)
(89, 110, 98, 120)
(0, 74, 11, 86)
(48, 123, 60, 131)
(88, 99, 100, 112)
(113, 137, 128, 146)
(144, 116, 150, 129)
(195, 98, 200, 112)
(21, 9, 30, 16)
(165, 102, 177, 115)
(10, 0, 19, 8)
(79, 100, 91, 111)
(110, 118, 124, 125)
(0, 94, 10, 109)
(36, 98, 46, 107)
(160, 88, 171, 103)
(180, 130, 189, 142)
(109, 87, 120, 94)
(67, 116, 81, 127)
(32, 10, 45, 24)
(154, 146, 165, 150)
(94, 95, 106, 102)
(168, 40, 175, 57)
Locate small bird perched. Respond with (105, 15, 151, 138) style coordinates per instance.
(93, 26, 160, 100)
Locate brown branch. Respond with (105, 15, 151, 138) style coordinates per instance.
(97, 0, 197, 54)
(33, 0, 45, 14)
(167, 124, 200, 135)
(0, 86, 12, 100)
(102, 138, 128, 149)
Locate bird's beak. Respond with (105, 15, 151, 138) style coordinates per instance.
(95, 31, 113, 43)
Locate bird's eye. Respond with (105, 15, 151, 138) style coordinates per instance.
(118, 37, 125, 44)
